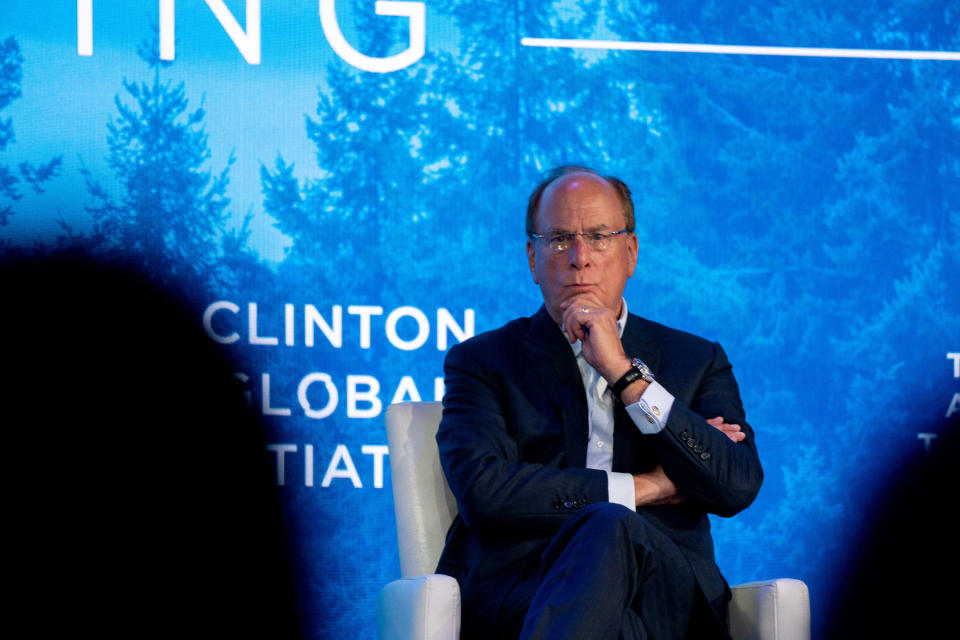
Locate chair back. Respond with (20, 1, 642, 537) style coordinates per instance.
(385, 401, 459, 578)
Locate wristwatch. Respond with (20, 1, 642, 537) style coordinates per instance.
(610, 357, 654, 402)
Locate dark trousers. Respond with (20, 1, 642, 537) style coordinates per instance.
(493, 503, 712, 640)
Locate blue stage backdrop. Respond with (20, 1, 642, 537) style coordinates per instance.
(3, 1, 958, 637)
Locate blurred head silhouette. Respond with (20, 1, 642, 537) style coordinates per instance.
(3, 252, 304, 638)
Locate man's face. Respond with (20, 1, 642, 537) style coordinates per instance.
(527, 172, 638, 324)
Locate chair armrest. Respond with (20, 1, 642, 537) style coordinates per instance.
(376, 574, 461, 640)
(729, 578, 809, 640)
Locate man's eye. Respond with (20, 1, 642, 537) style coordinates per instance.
(589, 233, 606, 242)
(550, 235, 571, 244)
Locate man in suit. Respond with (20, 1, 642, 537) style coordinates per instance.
(435, 166, 763, 639)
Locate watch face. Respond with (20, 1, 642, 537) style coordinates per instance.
(631, 358, 653, 382)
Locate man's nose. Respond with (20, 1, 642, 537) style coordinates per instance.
(567, 235, 590, 269)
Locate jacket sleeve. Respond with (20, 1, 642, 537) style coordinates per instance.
(645, 341, 763, 517)
(436, 340, 609, 537)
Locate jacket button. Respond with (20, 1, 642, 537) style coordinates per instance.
(700, 451, 711, 460)
(686, 438, 696, 447)
(563, 500, 574, 509)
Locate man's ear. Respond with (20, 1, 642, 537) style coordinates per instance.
(625, 232, 639, 277)
(526, 240, 539, 284)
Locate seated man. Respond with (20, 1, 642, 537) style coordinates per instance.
(436, 166, 763, 640)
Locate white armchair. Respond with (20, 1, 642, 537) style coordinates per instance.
(377, 401, 809, 640)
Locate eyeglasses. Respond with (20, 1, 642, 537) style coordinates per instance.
(530, 230, 631, 253)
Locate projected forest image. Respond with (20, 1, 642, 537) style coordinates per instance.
(3, 1, 958, 637)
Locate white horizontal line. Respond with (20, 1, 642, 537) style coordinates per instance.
(520, 37, 960, 61)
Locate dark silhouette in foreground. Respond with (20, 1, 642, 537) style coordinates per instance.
(823, 411, 959, 639)
(3, 253, 304, 639)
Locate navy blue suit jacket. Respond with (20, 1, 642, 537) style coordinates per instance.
(436, 306, 763, 635)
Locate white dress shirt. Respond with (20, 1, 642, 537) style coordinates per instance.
(569, 299, 676, 510)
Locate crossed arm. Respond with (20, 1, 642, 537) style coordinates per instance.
(559, 294, 761, 511)
(635, 417, 745, 507)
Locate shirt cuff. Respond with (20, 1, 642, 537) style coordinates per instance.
(606, 471, 636, 511)
(625, 381, 675, 435)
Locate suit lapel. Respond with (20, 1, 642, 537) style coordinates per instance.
(521, 306, 589, 467)
(621, 314, 661, 376)
(612, 314, 663, 473)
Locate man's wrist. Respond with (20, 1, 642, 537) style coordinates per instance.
(602, 357, 633, 386)
(633, 471, 664, 507)
(619, 379, 650, 405)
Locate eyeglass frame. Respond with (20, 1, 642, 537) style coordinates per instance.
(529, 229, 632, 253)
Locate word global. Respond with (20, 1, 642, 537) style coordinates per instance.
(204, 301, 475, 351)
(241, 371, 444, 419)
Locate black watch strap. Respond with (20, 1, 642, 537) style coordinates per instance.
(610, 358, 653, 402)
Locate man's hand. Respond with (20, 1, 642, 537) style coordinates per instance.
(558, 294, 631, 383)
(707, 416, 746, 442)
(633, 465, 685, 507)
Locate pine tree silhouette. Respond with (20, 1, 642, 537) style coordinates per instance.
(80, 35, 260, 300)
(0, 36, 62, 227)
